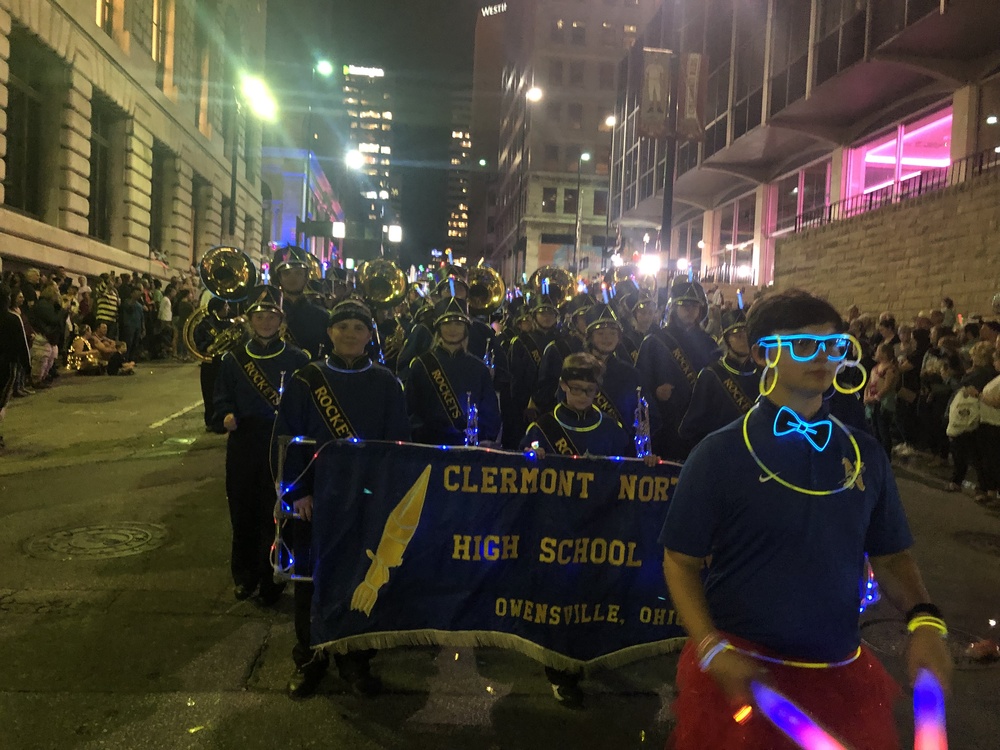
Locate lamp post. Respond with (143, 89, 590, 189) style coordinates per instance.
(231, 73, 277, 237)
(572, 151, 591, 275)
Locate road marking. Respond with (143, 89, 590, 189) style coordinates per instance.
(149, 400, 204, 429)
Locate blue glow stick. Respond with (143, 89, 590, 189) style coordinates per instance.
(913, 669, 947, 750)
(751, 681, 851, 750)
(737, 290, 744, 310)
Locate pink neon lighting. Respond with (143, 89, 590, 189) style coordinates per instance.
(864, 156, 951, 168)
(751, 682, 850, 750)
(913, 669, 948, 750)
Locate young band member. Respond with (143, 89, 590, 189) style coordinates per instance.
(532, 295, 592, 415)
(405, 297, 501, 446)
(660, 289, 952, 749)
(214, 285, 309, 605)
(274, 299, 410, 699)
(520, 352, 658, 707)
(397, 274, 467, 381)
(583, 303, 654, 439)
(619, 291, 659, 364)
(636, 277, 720, 461)
(193, 296, 232, 433)
(510, 294, 561, 435)
(271, 246, 330, 361)
(678, 308, 757, 446)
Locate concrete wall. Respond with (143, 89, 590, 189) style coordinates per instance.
(0, 0, 267, 279)
(773, 170, 1000, 319)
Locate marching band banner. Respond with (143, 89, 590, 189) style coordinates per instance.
(310, 441, 687, 671)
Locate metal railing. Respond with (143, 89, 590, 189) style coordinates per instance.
(794, 146, 1000, 233)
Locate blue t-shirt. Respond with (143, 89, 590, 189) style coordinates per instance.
(658, 397, 913, 661)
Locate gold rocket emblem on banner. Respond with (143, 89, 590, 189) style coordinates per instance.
(350, 465, 432, 616)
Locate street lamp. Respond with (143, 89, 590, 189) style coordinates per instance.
(345, 149, 365, 171)
(573, 151, 591, 274)
(315, 59, 334, 78)
(526, 86, 543, 103)
(230, 73, 277, 237)
(605, 114, 617, 128)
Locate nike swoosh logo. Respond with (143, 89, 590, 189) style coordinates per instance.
(758, 474, 772, 483)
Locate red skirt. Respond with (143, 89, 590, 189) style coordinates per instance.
(668, 635, 901, 750)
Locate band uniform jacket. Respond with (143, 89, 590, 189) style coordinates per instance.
(274, 353, 411, 504)
(214, 339, 309, 428)
(283, 295, 331, 361)
(678, 356, 757, 444)
(404, 345, 501, 445)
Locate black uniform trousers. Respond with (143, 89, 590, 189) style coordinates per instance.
(225, 421, 282, 597)
(200, 360, 222, 428)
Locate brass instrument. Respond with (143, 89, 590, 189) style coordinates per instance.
(528, 266, 575, 304)
(467, 264, 506, 316)
(185, 245, 257, 362)
(633, 386, 651, 458)
(199, 245, 257, 301)
(356, 259, 408, 308)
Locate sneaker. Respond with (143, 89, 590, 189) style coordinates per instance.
(287, 662, 327, 700)
(550, 681, 584, 708)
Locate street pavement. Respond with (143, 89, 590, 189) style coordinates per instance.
(0, 362, 998, 750)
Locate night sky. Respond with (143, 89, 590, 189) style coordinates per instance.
(265, 0, 479, 266)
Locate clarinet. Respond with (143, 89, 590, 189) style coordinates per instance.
(634, 386, 651, 458)
(464, 391, 479, 447)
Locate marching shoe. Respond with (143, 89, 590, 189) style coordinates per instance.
(233, 584, 255, 601)
(550, 682, 584, 708)
(287, 662, 327, 700)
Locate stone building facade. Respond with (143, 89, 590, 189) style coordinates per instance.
(774, 166, 1000, 319)
(0, 0, 268, 279)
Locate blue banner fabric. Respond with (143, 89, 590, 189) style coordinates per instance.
(309, 441, 687, 671)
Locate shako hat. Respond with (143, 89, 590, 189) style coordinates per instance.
(245, 285, 284, 315)
(585, 303, 622, 333)
(433, 296, 471, 329)
(721, 308, 748, 336)
(530, 293, 559, 314)
(271, 245, 312, 274)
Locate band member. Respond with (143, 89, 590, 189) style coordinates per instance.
(520, 351, 658, 707)
(532, 296, 592, 415)
(193, 296, 232, 433)
(405, 297, 501, 445)
(636, 277, 720, 461)
(510, 294, 561, 437)
(272, 245, 330, 360)
(214, 285, 308, 605)
(584, 303, 654, 439)
(274, 299, 410, 699)
(397, 275, 468, 380)
(619, 291, 659, 364)
(660, 289, 951, 749)
(678, 308, 756, 446)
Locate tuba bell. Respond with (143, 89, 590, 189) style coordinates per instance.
(528, 266, 575, 304)
(467, 264, 506, 316)
(356, 259, 408, 308)
(199, 245, 257, 302)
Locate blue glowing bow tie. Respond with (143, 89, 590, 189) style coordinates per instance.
(773, 406, 833, 452)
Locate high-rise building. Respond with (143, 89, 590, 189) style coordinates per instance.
(446, 94, 473, 260)
(0, 0, 268, 276)
(484, 0, 659, 284)
(342, 64, 399, 242)
(610, 0, 1000, 314)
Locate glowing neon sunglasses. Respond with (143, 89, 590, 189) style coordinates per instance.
(757, 334, 857, 363)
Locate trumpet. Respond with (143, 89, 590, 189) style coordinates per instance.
(464, 391, 479, 447)
(634, 387, 651, 458)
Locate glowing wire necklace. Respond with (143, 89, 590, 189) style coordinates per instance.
(246, 340, 286, 359)
(742, 403, 862, 496)
(554, 404, 603, 432)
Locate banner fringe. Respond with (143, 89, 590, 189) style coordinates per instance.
(314, 629, 687, 674)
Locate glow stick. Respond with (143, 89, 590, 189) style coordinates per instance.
(751, 681, 850, 750)
(913, 669, 947, 750)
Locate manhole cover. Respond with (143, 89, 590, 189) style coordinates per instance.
(862, 617, 999, 670)
(953, 531, 1000, 557)
(58, 394, 120, 404)
(24, 522, 167, 560)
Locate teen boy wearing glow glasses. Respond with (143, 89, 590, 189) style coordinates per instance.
(659, 289, 952, 750)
